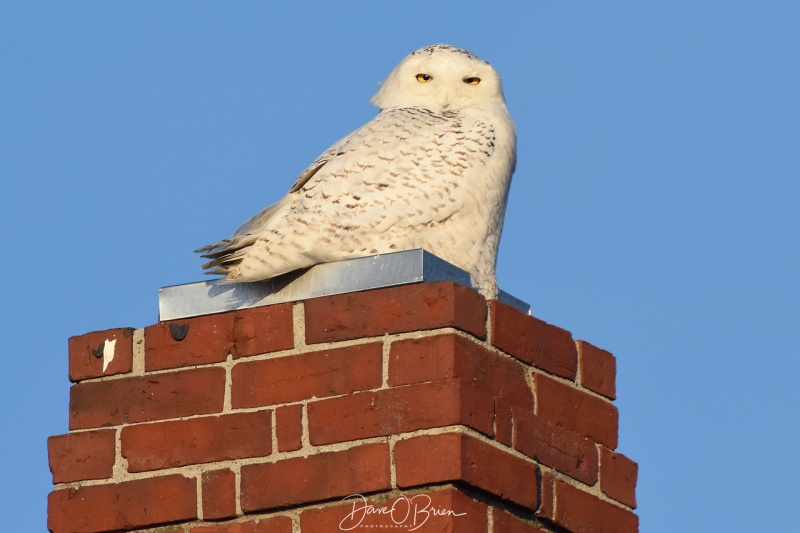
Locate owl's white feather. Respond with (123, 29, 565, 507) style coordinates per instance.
(198, 44, 516, 298)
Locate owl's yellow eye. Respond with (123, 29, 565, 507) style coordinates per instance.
(416, 73, 433, 82)
(464, 77, 481, 85)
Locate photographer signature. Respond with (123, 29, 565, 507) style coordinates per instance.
(339, 493, 466, 531)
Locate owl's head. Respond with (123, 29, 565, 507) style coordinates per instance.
(371, 44, 506, 112)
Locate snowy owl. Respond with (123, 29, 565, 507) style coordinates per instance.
(197, 44, 516, 298)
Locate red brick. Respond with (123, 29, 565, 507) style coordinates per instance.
(537, 470, 555, 520)
(552, 480, 638, 533)
(490, 301, 577, 380)
(301, 487, 488, 533)
(47, 474, 196, 533)
(231, 343, 382, 408)
(190, 516, 293, 533)
(308, 379, 494, 445)
(231, 304, 294, 358)
(491, 508, 551, 532)
(599, 447, 638, 508)
(534, 374, 619, 448)
(145, 304, 294, 371)
(122, 410, 272, 472)
(69, 328, 134, 381)
(578, 340, 616, 399)
(241, 443, 390, 512)
(202, 468, 237, 520)
(395, 432, 539, 510)
(514, 413, 598, 485)
(69, 367, 225, 430)
(304, 281, 487, 344)
(389, 334, 532, 445)
(48, 429, 116, 483)
(145, 312, 235, 371)
(276, 404, 303, 452)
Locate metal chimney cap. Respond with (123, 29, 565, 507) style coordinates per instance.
(159, 249, 529, 321)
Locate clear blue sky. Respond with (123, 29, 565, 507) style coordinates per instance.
(2, 2, 798, 531)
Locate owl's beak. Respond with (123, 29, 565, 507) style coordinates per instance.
(441, 91, 452, 110)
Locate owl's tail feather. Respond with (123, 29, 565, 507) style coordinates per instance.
(195, 199, 286, 276)
(195, 233, 259, 275)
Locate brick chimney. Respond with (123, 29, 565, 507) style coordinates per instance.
(48, 252, 638, 532)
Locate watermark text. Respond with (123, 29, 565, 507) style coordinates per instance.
(339, 493, 466, 531)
